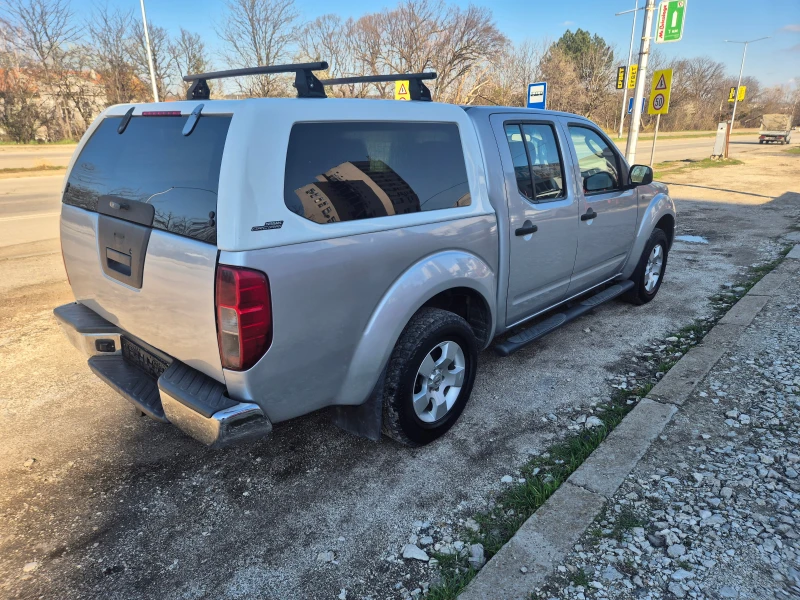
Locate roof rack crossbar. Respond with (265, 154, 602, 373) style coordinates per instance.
(184, 62, 329, 100)
(321, 72, 436, 101)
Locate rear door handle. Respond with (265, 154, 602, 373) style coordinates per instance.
(581, 209, 598, 221)
(515, 224, 538, 236)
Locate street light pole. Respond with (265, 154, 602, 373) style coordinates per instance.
(724, 37, 768, 157)
(616, 2, 640, 139)
(625, 0, 656, 164)
(140, 0, 159, 102)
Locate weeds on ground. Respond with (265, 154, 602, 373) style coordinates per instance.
(425, 243, 793, 600)
(0, 139, 77, 145)
(784, 147, 800, 155)
(654, 157, 743, 180)
(0, 165, 65, 174)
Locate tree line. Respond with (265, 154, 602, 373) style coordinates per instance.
(0, 0, 796, 142)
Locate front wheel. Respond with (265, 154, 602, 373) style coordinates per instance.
(382, 308, 478, 446)
(625, 228, 669, 305)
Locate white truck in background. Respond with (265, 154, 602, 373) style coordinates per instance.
(759, 114, 792, 144)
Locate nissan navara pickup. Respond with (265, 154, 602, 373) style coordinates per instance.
(55, 64, 676, 448)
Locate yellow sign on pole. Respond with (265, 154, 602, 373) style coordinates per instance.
(728, 85, 746, 102)
(627, 65, 638, 89)
(616, 67, 626, 90)
(648, 68, 673, 114)
(395, 80, 411, 101)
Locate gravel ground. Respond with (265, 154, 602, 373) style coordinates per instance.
(534, 257, 800, 600)
(1, 146, 798, 599)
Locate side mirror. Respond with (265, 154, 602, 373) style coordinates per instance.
(629, 165, 653, 186)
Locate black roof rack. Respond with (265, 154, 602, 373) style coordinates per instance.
(183, 62, 329, 100)
(183, 63, 437, 102)
(321, 72, 437, 101)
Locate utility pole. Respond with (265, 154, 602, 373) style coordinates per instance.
(140, 0, 159, 102)
(624, 0, 656, 164)
(724, 37, 768, 157)
(616, 1, 640, 139)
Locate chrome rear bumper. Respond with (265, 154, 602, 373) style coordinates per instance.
(55, 302, 272, 447)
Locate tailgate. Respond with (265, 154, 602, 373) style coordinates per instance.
(60, 109, 231, 382)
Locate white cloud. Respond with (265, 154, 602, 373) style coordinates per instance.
(782, 24, 800, 32)
(562, 20, 576, 26)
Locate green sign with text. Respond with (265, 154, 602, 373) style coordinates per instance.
(655, 0, 687, 44)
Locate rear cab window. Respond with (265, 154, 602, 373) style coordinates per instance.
(63, 113, 231, 244)
(503, 122, 566, 202)
(284, 122, 470, 224)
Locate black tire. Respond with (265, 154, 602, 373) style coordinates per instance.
(625, 228, 669, 305)
(381, 308, 478, 447)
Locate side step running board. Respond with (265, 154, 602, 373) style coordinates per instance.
(495, 280, 635, 357)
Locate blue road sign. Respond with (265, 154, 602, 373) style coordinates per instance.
(628, 97, 646, 114)
(527, 82, 547, 109)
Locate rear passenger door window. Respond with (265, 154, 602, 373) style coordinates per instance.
(284, 122, 470, 224)
(568, 126, 621, 194)
(503, 123, 566, 202)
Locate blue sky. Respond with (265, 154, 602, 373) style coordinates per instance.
(74, 0, 800, 87)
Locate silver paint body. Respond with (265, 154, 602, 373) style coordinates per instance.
(59, 100, 675, 425)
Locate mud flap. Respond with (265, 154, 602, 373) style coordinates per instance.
(330, 368, 385, 441)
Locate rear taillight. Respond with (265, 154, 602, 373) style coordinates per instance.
(215, 265, 272, 371)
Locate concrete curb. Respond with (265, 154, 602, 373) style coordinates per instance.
(458, 245, 800, 600)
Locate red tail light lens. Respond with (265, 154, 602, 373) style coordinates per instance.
(215, 265, 272, 371)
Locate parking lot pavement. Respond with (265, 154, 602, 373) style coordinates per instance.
(533, 255, 800, 600)
(0, 149, 798, 599)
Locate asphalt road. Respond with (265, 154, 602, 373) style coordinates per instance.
(0, 139, 798, 600)
(0, 145, 75, 170)
(0, 176, 63, 248)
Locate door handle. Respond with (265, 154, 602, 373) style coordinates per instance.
(581, 208, 598, 221)
(515, 224, 538, 236)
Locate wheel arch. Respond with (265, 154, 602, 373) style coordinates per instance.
(622, 188, 676, 280)
(335, 250, 496, 407)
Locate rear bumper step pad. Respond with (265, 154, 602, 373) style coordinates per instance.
(495, 281, 635, 357)
(55, 302, 272, 447)
(89, 355, 168, 422)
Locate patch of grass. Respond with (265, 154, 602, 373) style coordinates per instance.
(783, 147, 800, 155)
(569, 570, 590, 587)
(677, 560, 693, 571)
(0, 164, 66, 174)
(654, 157, 743, 180)
(426, 242, 794, 600)
(611, 507, 645, 540)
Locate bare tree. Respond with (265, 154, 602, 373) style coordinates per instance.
(373, 0, 506, 103)
(170, 28, 213, 98)
(3, 0, 82, 138)
(131, 20, 171, 101)
(87, 5, 144, 105)
(480, 40, 544, 107)
(217, 0, 299, 97)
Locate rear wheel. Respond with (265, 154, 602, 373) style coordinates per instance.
(382, 308, 478, 446)
(625, 228, 669, 305)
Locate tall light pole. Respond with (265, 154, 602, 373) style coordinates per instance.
(616, 2, 641, 139)
(140, 0, 159, 102)
(624, 0, 656, 164)
(724, 37, 768, 156)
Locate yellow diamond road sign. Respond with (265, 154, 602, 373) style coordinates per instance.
(395, 80, 411, 101)
(648, 68, 673, 114)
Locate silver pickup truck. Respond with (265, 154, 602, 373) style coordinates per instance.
(54, 64, 676, 448)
